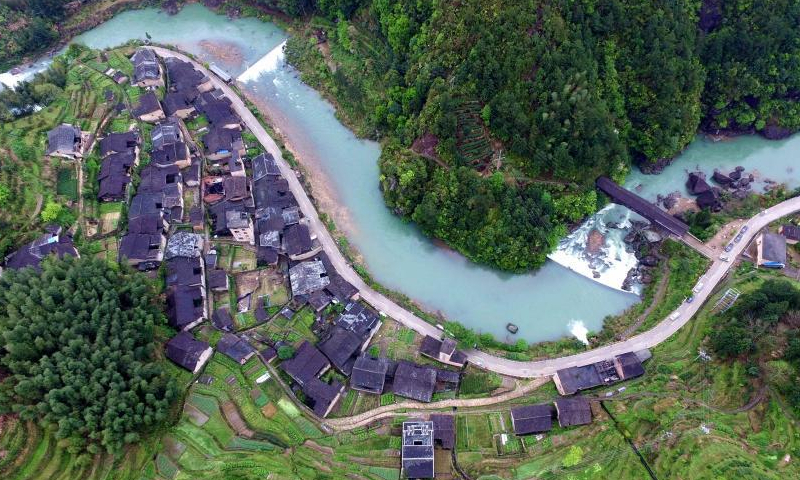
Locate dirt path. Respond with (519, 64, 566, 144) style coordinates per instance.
(325, 377, 550, 431)
(620, 263, 670, 339)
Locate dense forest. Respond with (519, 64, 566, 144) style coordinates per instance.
(0, 257, 177, 453)
(280, 0, 800, 270)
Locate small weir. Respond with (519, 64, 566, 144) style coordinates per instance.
(237, 40, 286, 83)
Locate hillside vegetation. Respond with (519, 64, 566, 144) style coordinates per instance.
(281, 0, 800, 271)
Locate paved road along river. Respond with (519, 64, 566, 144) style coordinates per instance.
(152, 47, 800, 379)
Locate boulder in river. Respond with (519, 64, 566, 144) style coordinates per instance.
(729, 169, 742, 181)
(506, 323, 519, 334)
(712, 170, 732, 186)
(586, 229, 606, 255)
(687, 172, 712, 195)
(643, 230, 662, 243)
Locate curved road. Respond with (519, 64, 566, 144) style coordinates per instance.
(152, 47, 800, 379)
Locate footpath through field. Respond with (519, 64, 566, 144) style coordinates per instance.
(151, 47, 800, 379)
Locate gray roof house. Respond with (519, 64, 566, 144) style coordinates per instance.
(511, 404, 555, 435)
(3, 226, 79, 271)
(392, 361, 437, 403)
(350, 356, 391, 394)
(131, 48, 163, 87)
(289, 260, 330, 296)
(759, 232, 787, 268)
(555, 396, 592, 427)
(46, 124, 83, 159)
(217, 333, 255, 364)
(401, 421, 435, 479)
(165, 332, 213, 374)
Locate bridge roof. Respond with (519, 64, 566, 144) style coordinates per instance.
(596, 177, 689, 237)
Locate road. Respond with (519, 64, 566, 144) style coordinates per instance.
(152, 47, 800, 379)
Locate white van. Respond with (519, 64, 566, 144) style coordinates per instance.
(693, 282, 704, 294)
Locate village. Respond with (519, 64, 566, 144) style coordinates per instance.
(2, 41, 800, 480)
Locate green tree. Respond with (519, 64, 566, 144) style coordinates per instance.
(0, 257, 177, 452)
(278, 345, 296, 360)
(40, 200, 63, 223)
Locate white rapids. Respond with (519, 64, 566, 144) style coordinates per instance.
(237, 39, 286, 83)
(548, 204, 642, 294)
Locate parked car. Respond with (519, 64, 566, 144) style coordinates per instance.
(686, 295, 695, 304)
(725, 243, 734, 252)
(741, 225, 749, 233)
(734, 233, 743, 243)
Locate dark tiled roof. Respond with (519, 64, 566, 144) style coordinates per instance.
(511, 404, 554, 435)
(334, 302, 380, 339)
(165, 285, 204, 330)
(138, 164, 181, 193)
(224, 176, 249, 202)
(257, 246, 279, 266)
(420, 336, 442, 358)
(762, 232, 787, 264)
(212, 307, 235, 332)
(99, 131, 138, 157)
(555, 396, 592, 427)
(129, 192, 164, 219)
(393, 361, 436, 403)
(318, 326, 363, 375)
(782, 225, 800, 241)
(217, 333, 255, 363)
(4, 230, 78, 271)
(163, 91, 195, 116)
(252, 153, 281, 180)
(203, 127, 241, 155)
(280, 341, 329, 386)
(259, 347, 277, 364)
(207, 269, 229, 290)
(133, 92, 163, 117)
(118, 233, 163, 264)
(350, 356, 390, 394)
(151, 142, 189, 167)
(307, 289, 333, 311)
(165, 57, 208, 91)
(303, 377, 342, 417)
(127, 214, 163, 235)
(166, 257, 204, 288)
(165, 331, 210, 372)
(284, 223, 312, 256)
(131, 48, 160, 83)
(430, 414, 455, 449)
(46, 124, 80, 155)
(252, 176, 296, 211)
(555, 364, 603, 395)
(615, 352, 645, 380)
(325, 274, 358, 303)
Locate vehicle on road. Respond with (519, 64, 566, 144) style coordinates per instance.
(719, 254, 729, 262)
(724, 243, 734, 252)
(734, 233, 743, 243)
(686, 295, 695, 303)
(741, 225, 749, 233)
(669, 311, 680, 321)
(693, 282, 704, 294)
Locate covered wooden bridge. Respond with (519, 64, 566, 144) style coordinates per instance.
(596, 176, 690, 237)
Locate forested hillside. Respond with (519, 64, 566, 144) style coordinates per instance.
(280, 0, 800, 271)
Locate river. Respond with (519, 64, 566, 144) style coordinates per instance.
(5, 4, 799, 343)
